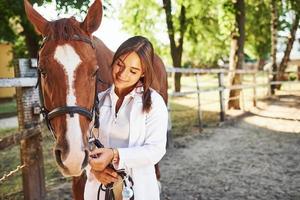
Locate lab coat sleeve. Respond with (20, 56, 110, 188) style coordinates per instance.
(116, 92, 168, 169)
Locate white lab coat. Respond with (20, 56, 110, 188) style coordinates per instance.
(84, 86, 168, 200)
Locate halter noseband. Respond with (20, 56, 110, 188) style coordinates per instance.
(37, 34, 100, 139)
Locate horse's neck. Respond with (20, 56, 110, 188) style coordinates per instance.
(92, 36, 114, 92)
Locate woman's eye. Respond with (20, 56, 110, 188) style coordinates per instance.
(130, 70, 137, 75)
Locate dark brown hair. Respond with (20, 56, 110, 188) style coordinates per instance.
(111, 36, 155, 113)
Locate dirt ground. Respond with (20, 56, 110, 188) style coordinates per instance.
(160, 94, 300, 200)
(44, 93, 300, 200)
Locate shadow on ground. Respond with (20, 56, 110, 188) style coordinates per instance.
(160, 93, 300, 200)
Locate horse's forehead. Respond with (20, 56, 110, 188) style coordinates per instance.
(53, 44, 82, 71)
(53, 44, 82, 106)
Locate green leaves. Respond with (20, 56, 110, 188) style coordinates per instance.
(119, 0, 167, 56)
(0, 0, 93, 58)
(245, 0, 271, 60)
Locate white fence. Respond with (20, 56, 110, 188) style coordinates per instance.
(166, 67, 300, 129)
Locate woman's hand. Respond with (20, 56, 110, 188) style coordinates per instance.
(91, 167, 119, 186)
(89, 148, 114, 171)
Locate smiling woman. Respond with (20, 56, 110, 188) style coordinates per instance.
(112, 52, 143, 98)
(111, 36, 155, 113)
(85, 36, 168, 200)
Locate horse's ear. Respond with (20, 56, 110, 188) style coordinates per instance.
(24, 0, 48, 35)
(81, 0, 103, 35)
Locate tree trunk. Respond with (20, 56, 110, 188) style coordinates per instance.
(228, 0, 245, 110)
(270, 0, 278, 94)
(256, 58, 266, 70)
(276, 14, 300, 89)
(162, 0, 186, 92)
(174, 72, 182, 92)
(172, 46, 183, 92)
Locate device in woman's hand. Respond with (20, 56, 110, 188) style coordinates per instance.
(88, 137, 104, 152)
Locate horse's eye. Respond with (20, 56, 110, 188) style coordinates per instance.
(38, 68, 47, 77)
(41, 72, 47, 77)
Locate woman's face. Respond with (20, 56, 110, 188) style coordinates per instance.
(112, 51, 143, 95)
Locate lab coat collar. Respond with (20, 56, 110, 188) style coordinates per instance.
(109, 81, 144, 100)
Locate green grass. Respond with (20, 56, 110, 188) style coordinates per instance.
(0, 145, 23, 199)
(0, 125, 71, 199)
(169, 93, 221, 137)
(0, 99, 17, 115)
(0, 127, 18, 138)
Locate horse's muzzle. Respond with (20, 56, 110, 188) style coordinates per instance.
(54, 146, 89, 176)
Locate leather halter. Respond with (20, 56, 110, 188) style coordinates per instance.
(36, 34, 101, 139)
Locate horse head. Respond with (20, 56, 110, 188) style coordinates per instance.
(24, 0, 106, 177)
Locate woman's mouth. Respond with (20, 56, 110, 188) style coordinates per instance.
(116, 77, 127, 82)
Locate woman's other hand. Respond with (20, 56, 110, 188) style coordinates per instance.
(89, 148, 114, 171)
(91, 167, 119, 186)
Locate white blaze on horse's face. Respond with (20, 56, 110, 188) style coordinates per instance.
(54, 44, 85, 176)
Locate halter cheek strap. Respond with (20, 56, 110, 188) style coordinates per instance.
(36, 67, 98, 139)
(36, 34, 108, 139)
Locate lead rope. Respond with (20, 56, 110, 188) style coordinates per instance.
(96, 169, 134, 200)
(98, 181, 115, 200)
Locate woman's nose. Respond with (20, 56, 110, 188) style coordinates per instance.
(119, 68, 129, 78)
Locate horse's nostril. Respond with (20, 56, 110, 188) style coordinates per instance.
(55, 148, 66, 169)
(55, 149, 61, 161)
(82, 149, 89, 169)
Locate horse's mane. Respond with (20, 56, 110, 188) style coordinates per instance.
(46, 17, 86, 40)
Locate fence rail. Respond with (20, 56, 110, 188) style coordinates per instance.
(0, 78, 37, 87)
(166, 67, 300, 129)
(0, 126, 41, 150)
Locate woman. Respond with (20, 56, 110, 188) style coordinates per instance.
(84, 36, 168, 200)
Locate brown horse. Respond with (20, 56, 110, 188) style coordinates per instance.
(24, 0, 167, 199)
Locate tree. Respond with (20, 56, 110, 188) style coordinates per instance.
(119, 0, 167, 56)
(162, 0, 187, 92)
(120, 0, 189, 92)
(0, 0, 111, 59)
(270, 0, 279, 94)
(122, 0, 188, 92)
(0, 0, 40, 58)
(277, 0, 300, 87)
(245, 0, 271, 70)
(183, 0, 230, 68)
(227, 0, 245, 109)
(120, 0, 231, 92)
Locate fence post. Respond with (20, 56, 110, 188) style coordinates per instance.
(218, 71, 225, 122)
(298, 66, 300, 81)
(15, 59, 46, 200)
(267, 69, 272, 97)
(166, 103, 173, 148)
(195, 73, 203, 131)
(166, 70, 173, 148)
(241, 72, 245, 111)
(252, 72, 257, 107)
